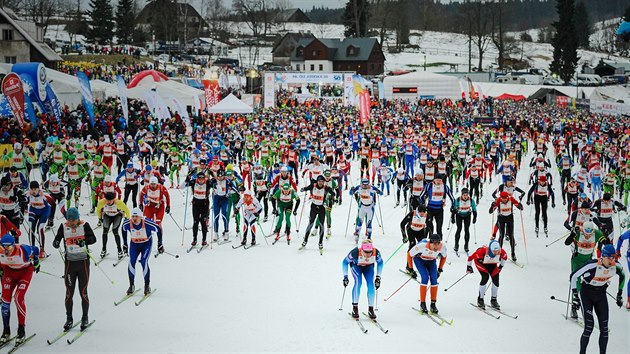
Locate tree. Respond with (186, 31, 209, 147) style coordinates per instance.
(466, 0, 492, 71)
(86, 0, 114, 44)
(115, 0, 136, 45)
(21, 0, 62, 37)
(550, 0, 579, 83)
(574, 0, 591, 49)
(624, 4, 630, 21)
(342, 0, 369, 37)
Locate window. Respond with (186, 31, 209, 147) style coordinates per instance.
(318, 64, 323, 71)
(2, 29, 14, 41)
(347, 46, 357, 56)
(297, 47, 303, 56)
(4, 56, 17, 64)
(296, 64, 300, 71)
(310, 64, 314, 71)
(312, 50, 317, 56)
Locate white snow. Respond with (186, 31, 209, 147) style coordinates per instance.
(16, 146, 630, 353)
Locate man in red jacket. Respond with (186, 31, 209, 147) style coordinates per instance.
(139, 177, 170, 226)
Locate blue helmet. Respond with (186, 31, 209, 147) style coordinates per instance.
(66, 207, 80, 221)
(601, 244, 615, 258)
(488, 240, 501, 257)
(0, 234, 15, 247)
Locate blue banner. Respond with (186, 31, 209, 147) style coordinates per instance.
(11, 63, 48, 112)
(23, 94, 37, 127)
(0, 94, 12, 117)
(77, 71, 95, 127)
(117, 75, 128, 123)
(44, 84, 61, 122)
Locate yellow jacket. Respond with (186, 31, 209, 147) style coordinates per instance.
(96, 199, 130, 219)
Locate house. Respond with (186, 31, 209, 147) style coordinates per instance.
(271, 31, 315, 65)
(0, 7, 62, 68)
(187, 37, 231, 56)
(136, 0, 208, 45)
(290, 37, 385, 76)
(273, 8, 311, 23)
(594, 59, 630, 77)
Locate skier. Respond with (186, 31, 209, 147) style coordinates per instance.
(234, 190, 263, 246)
(188, 172, 212, 246)
(526, 175, 555, 236)
(591, 192, 626, 241)
(96, 192, 130, 259)
(116, 163, 142, 208)
(451, 188, 477, 254)
(0, 234, 39, 345)
(52, 207, 97, 331)
(342, 240, 383, 319)
(569, 244, 625, 354)
(300, 176, 335, 251)
(409, 233, 447, 314)
(466, 240, 507, 310)
(489, 191, 524, 261)
(210, 169, 239, 241)
(400, 204, 428, 278)
(349, 179, 383, 242)
(27, 181, 53, 258)
(615, 227, 630, 308)
(43, 174, 65, 229)
(394, 167, 409, 207)
(403, 171, 425, 212)
(419, 175, 455, 239)
(121, 208, 164, 296)
(0, 176, 27, 236)
(271, 183, 300, 244)
(138, 176, 171, 226)
(0, 215, 19, 240)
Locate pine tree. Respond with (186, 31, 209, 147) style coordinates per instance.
(574, 1, 591, 49)
(86, 0, 115, 44)
(624, 5, 630, 21)
(550, 0, 579, 83)
(116, 0, 136, 45)
(342, 0, 369, 37)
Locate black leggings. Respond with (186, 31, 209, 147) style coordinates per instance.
(579, 286, 609, 354)
(124, 184, 139, 208)
(192, 200, 209, 241)
(256, 190, 269, 217)
(102, 214, 122, 252)
(304, 204, 325, 245)
(534, 195, 548, 228)
(497, 215, 515, 252)
(426, 208, 444, 238)
(454, 214, 471, 251)
(64, 259, 90, 319)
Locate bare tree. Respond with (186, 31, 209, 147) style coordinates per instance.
(490, 0, 518, 70)
(21, 0, 61, 37)
(205, 0, 228, 35)
(468, 0, 492, 71)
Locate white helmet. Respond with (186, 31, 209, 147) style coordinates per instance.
(150, 176, 158, 184)
(50, 174, 59, 183)
(13, 143, 21, 150)
(104, 175, 112, 183)
(582, 221, 595, 233)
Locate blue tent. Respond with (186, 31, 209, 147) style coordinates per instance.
(616, 21, 630, 36)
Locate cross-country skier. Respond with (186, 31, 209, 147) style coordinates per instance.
(342, 240, 383, 319)
(409, 233, 447, 314)
(466, 240, 507, 310)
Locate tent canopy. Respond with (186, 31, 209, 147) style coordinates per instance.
(208, 94, 253, 114)
(495, 93, 526, 101)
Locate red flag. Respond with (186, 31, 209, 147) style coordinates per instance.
(359, 91, 370, 125)
(202, 79, 220, 108)
(1, 73, 25, 127)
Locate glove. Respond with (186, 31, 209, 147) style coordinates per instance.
(552, 202, 556, 208)
(518, 204, 524, 210)
(402, 235, 408, 243)
(9, 229, 20, 237)
(472, 215, 477, 224)
(52, 239, 60, 248)
(33, 261, 40, 273)
(375, 276, 381, 290)
(293, 210, 298, 216)
(616, 252, 621, 261)
(123, 244, 128, 255)
(498, 264, 504, 272)
(450, 213, 455, 224)
(466, 265, 474, 274)
(450, 206, 456, 214)
(165, 206, 171, 214)
(572, 291, 581, 310)
(300, 187, 305, 192)
(616, 291, 623, 307)
(526, 200, 531, 205)
(76, 239, 85, 247)
(139, 204, 144, 211)
(343, 276, 349, 287)
(158, 243, 165, 254)
(437, 268, 443, 279)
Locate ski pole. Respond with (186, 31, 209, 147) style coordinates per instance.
(339, 286, 347, 311)
(375, 290, 379, 311)
(181, 186, 189, 246)
(296, 193, 307, 232)
(383, 242, 405, 265)
(545, 232, 570, 247)
(444, 273, 470, 292)
(445, 219, 454, 243)
(606, 291, 619, 305)
(383, 277, 412, 302)
(519, 210, 529, 263)
(344, 199, 354, 238)
(473, 223, 477, 244)
(549, 295, 570, 304)
(167, 212, 182, 232)
(38, 270, 64, 278)
(256, 220, 269, 245)
(86, 250, 115, 284)
(154, 250, 180, 258)
(377, 195, 385, 235)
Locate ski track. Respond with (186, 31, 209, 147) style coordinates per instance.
(18, 147, 629, 353)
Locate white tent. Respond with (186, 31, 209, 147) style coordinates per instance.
(117, 74, 205, 111)
(208, 94, 253, 114)
(383, 72, 463, 100)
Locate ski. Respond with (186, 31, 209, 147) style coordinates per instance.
(361, 312, 389, 333)
(197, 244, 209, 253)
(348, 313, 368, 333)
(135, 289, 157, 306)
(186, 245, 198, 253)
(114, 289, 140, 306)
(216, 240, 231, 245)
(509, 259, 525, 268)
(46, 322, 80, 345)
(0, 336, 17, 350)
(431, 312, 454, 326)
(95, 254, 109, 266)
(243, 244, 257, 250)
(66, 321, 95, 345)
(272, 237, 283, 245)
(487, 307, 518, 319)
(560, 314, 602, 331)
(7, 334, 36, 354)
(398, 269, 421, 284)
(113, 256, 127, 267)
(232, 244, 245, 249)
(469, 303, 500, 319)
(411, 307, 444, 326)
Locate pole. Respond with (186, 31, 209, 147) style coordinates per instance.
(444, 273, 470, 292)
(473, 223, 477, 244)
(344, 199, 354, 238)
(383, 242, 405, 265)
(86, 250, 115, 284)
(154, 250, 180, 258)
(445, 219, 454, 243)
(377, 195, 385, 236)
(545, 232, 570, 248)
(338, 286, 347, 311)
(256, 220, 269, 245)
(549, 295, 571, 305)
(181, 186, 189, 246)
(296, 193, 307, 232)
(168, 212, 182, 232)
(383, 277, 413, 302)
(39, 270, 64, 278)
(519, 210, 529, 263)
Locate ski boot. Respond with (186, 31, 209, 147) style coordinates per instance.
(46, 220, 54, 230)
(117, 250, 124, 260)
(201, 240, 208, 246)
(477, 296, 486, 310)
(39, 248, 46, 258)
(274, 230, 280, 241)
(490, 297, 500, 310)
(100, 250, 107, 258)
(301, 239, 307, 248)
(395, 200, 400, 207)
(63, 317, 73, 332)
(544, 227, 548, 237)
(90, 207, 95, 214)
(535, 227, 539, 237)
(368, 306, 376, 319)
(263, 215, 268, 222)
(96, 219, 102, 227)
(286, 231, 291, 245)
(326, 229, 331, 239)
(251, 237, 256, 246)
(419, 302, 428, 314)
(190, 239, 197, 246)
(318, 243, 323, 251)
(213, 232, 219, 242)
(351, 303, 359, 319)
(0, 327, 10, 345)
(15, 325, 24, 345)
(223, 231, 229, 241)
(126, 284, 135, 295)
(430, 301, 439, 314)
(80, 317, 89, 331)
(241, 237, 247, 246)
(405, 266, 417, 279)
(144, 283, 151, 296)
(511, 252, 517, 262)
(626, 297, 630, 310)
(353, 232, 359, 244)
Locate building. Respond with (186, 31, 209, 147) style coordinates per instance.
(273, 9, 311, 23)
(0, 7, 62, 68)
(271, 32, 316, 66)
(187, 37, 231, 56)
(136, 0, 208, 46)
(290, 37, 385, 76)
(594, 59, 630, 77)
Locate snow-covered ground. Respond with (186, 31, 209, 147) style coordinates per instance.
(15, 146, 630, 353)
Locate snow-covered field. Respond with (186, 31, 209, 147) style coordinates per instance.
(15, 146, 630, 353)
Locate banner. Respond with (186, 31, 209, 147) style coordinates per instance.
(0, 94, 12, 117)
(168, 95, 191, 135)
(202, 80, 220, 108)
(77, 71, 95, 126)
(11, 63, 47, 111)
(44, 84, 61, 122)
(264, 73, 275, 108)
(359, 91, 370, 125)
(343, 74, 354, 106)
(117, 75, 129, 123)
(23, 94, 38, 126)
(1, 73, 25, 127)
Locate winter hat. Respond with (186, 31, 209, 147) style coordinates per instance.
(488, 240, 501, 257)
(601, 244, 615, 258)
(66, 207, 80, 221)
(1, 234, 15, 247)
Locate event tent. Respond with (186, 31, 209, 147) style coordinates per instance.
(207, 94, 253, 114)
